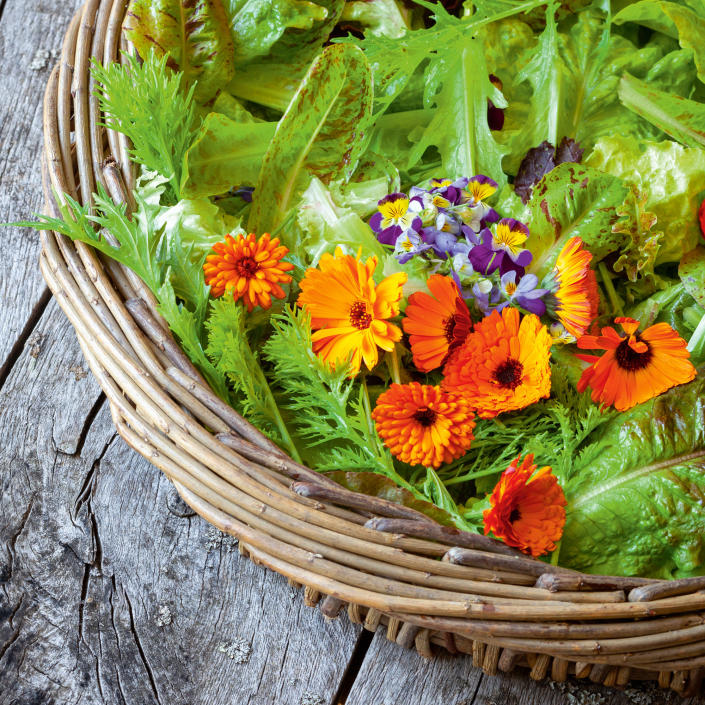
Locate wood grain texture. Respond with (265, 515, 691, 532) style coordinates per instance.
(0, 0, 83, 376)
(345, 631, 705, 705)
(0, 302, 360, 705)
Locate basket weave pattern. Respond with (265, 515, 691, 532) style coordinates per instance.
(39, 0, 705, 695)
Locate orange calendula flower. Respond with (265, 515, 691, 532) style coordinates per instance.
(442, 307, 552, 418)
(402, 275, 472, 372)
(204, 232, 294, 312)
(297, 249, 407, 375)
(372, 383, 476, 468)
(483, 454, 567, 557)
(576, 317, 696, 411)
(543, 237, 599, 339)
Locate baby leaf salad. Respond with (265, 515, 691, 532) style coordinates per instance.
(27, 0, 705, 578)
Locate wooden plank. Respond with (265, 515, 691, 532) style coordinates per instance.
(0, 0, 83, 374)
(344, 632, 705, 705)
(0, 301, 361, 704)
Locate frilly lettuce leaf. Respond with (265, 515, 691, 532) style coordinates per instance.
(340, 0, 411, 38)
(248, 43, 374, 236)
(562, 376, 705, 578)
(586, 136, 705, 264)
(124, 0, 235, 104)
(225, 0, 330, 63)
(526, 162, 629, 277)
(611, 186, 663, 282)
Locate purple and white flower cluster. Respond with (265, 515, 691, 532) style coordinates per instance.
(368, 175, 549, 316)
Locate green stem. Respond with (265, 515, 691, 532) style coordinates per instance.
(599, 263, 623, 316)
(386, 346, 402, 385)
(550, 539, 562, 566)
(687, 312, 705, 353)
(443, 465, 503, 486)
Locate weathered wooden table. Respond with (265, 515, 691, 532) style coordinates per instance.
(2, 3, 704, 704)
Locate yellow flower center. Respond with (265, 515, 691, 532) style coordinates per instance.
(505, 282, 517, 296)
(379, 198, 409, 221)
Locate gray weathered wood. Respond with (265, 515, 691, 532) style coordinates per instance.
(0, 0, 83, 376)
(345, 631, 705, 705)
(0, 301, 361, 704)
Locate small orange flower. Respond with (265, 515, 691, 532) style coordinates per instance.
(483, 454, 567, 557)
(402, 275, 472, 372)
(372, 383, 476, 468)
(204, 232, 294, 312)
(443, 307, 552, 418)
(577, 317, 696, 411)
(544, 237, 599, 339)
(297, 249, 407, 375)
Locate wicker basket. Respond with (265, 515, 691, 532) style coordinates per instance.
(39, 0, 705, 696)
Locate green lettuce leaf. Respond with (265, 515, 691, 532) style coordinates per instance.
(123, 0, 235, 103)
(586, 136, 705, 264)
(248, 43, 374, 236)
(611, 186, 663, 282)
(225, 0, 330, 63)
(181, 113, 276, 198)
(562, 376, 705, 578)
(618, 73, 705, 149)
(680, 247, 705, 309)
(340, 0, 410, 38)
(526, 162, 629, 277)
(614, 1, 705, 83)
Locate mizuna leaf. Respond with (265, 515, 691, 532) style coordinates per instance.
(561, 376, 705, 578)
(124, 0, 235, 103)
(248, 43, 373, 236)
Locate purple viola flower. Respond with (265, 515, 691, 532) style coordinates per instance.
(468, 218, 532, 277)
(471, 280, 501, 316)
(456, 175, 500, 232)
(393, 230, 432, 264)
(427, 178, 464, 206)
(461, 175, 499, 205)
(498, 271, 548, 315)
(369, 192, 422, 246)
(421, 228, 459, 259)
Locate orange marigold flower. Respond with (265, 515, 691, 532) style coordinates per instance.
(372, 383, 476, 468)
(402, 274, 472, 372)
(203, 232, 294, 312)
(483, 454, 567, 557)
(297, 249, 407, 375)
(544, 237, 599, 339)
(442, 307, 552, 418)
(576, 317, 696, 411)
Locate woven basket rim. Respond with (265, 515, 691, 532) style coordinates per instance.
(37, 0, 705, 695)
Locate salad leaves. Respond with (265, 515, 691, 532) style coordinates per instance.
(562, 376, 705, 578)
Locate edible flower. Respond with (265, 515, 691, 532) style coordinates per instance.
(469, 218, 532, 277)
(483, 454, 567, 557)
(297, 249, 406, 376)
(369, 192, 422, 245)
(204, 232, 294, 312)
(543, 237, 599, 338)
(443, 307, 552, 418)
(498, 271, 547, 315)
(372, 383, 476, 468)
(402, 275, 472, 372)
(393, 230, 431, 264)
(576, 317, 696, 411)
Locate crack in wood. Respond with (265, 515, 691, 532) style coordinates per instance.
(0, 287, 52, 393)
